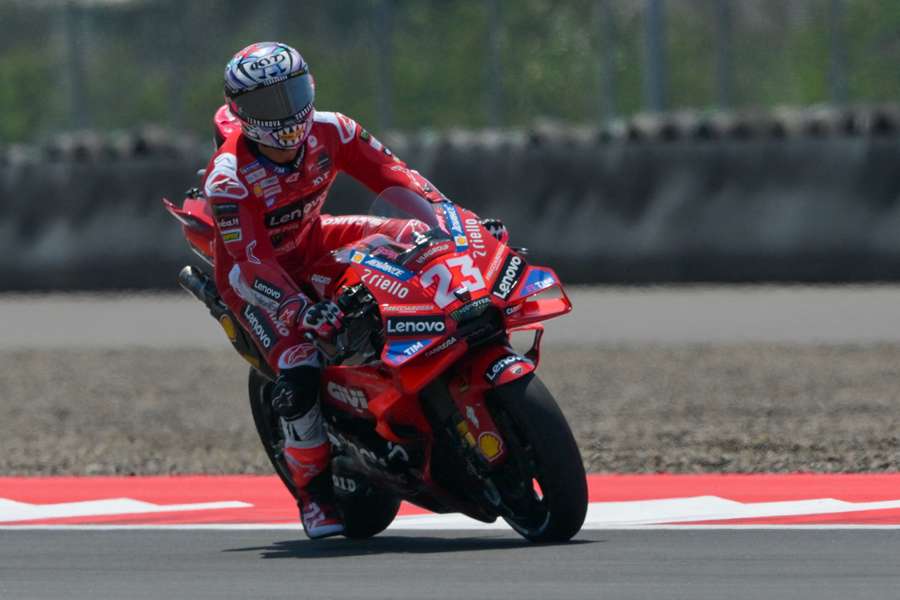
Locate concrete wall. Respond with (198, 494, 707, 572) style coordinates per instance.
(3, 109, 900, 290)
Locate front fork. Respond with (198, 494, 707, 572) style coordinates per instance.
(419, 326, 545, 516)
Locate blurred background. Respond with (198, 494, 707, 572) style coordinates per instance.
(3, 0, 900, 290)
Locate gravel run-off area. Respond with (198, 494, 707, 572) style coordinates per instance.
(3, 343, 899, 475)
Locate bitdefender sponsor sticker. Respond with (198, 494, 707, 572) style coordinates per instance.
(440, 202, 468, 251)
(351, 251, 415, 281)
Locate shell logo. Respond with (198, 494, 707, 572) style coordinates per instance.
(218, 314, 238, 342)
(478, 432, 504, 461)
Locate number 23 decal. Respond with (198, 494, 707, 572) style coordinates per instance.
(420, 255, 486, 308)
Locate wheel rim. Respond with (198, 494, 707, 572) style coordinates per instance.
(489, 405, 553, 535)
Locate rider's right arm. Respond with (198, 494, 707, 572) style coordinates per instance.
(204, 152, 303, 314)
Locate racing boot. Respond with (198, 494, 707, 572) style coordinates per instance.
(283, 443, 345, 539)
(273, 366, 345, 539)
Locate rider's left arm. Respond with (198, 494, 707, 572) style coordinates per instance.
(334, 114, 446, 203)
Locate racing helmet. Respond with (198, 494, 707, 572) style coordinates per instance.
(224, 42, 315, 150)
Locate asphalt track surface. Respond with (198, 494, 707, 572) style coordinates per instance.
(3, 529, 900, 600)
(4, 286, 900, 598)
(6, 285, 900, 348)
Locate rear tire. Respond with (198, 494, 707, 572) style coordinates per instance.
(337, 486, 402, 539)
(248, 368, 297, 498)
(489, 374, 588, 542)
(248, 367, 400, 538)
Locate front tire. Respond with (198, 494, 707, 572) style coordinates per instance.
(489, 374, 588, 542)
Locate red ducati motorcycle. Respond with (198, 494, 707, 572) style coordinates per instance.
(163, 186, 587, 542)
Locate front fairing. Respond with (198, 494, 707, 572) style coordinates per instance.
(327, 187, 569, 389)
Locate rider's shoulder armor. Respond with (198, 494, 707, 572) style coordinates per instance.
(312, 111, 359, 145)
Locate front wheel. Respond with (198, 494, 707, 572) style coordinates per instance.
(489, 374, 588, 542)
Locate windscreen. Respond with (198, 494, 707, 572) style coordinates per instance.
(369, 187, 443, 231)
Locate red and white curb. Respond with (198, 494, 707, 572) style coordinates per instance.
(3, 474, 900, 530)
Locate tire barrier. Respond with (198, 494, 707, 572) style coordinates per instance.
(2, 106, 900, 291)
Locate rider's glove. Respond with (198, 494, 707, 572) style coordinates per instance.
(301, 300, 344, 342)
(480, 218, 509, 244)
(276, 294, 310, 328)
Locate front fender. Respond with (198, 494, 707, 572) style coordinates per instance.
(452, 323, 544, 391)
(440, 326, 544, 465)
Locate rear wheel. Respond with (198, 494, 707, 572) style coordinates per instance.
(489, 374, 588, 542)
(248, 368, 297, 497)
(248, 367, 400, 538)
(337, 484, 402, 539)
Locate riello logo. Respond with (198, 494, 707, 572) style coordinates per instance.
(361, 268, 409, 298)
(386, 316, 446, 335)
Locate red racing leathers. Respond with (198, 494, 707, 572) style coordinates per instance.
(202, 108, 443, 496)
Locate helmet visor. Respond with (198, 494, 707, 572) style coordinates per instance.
(232, 73, 314, 123)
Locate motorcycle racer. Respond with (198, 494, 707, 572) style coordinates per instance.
(203, 42, 447, 539)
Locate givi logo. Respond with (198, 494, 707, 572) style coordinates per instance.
(327, 382, 368, 410)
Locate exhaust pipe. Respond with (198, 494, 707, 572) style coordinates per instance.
(177, 265, 219, 309)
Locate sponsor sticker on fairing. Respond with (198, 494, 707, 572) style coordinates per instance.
(504, 303, 523, 316)
(386, 315, 446, 336)
(450, 296, 492, 322)
(350, 251, 415, 281)
(413, 241, 455, 266)
(212, 202, 239, 216)
(380, 304, 436, 313)
(216, 216, 240, 229)
(491, 253, 525, 300)
(424, 336, 457, 357)
(326, 381, 368, 410)
(221, 229, 242, 243)
(485, 354, 533, 384)
(360, 269, 410, 298)
(383, 338, 434, 366)
(440, 202, 468, 251)
(516, 268, 557, 298)
(464, 218, 488, 258)
(484, 244, 507, 281)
